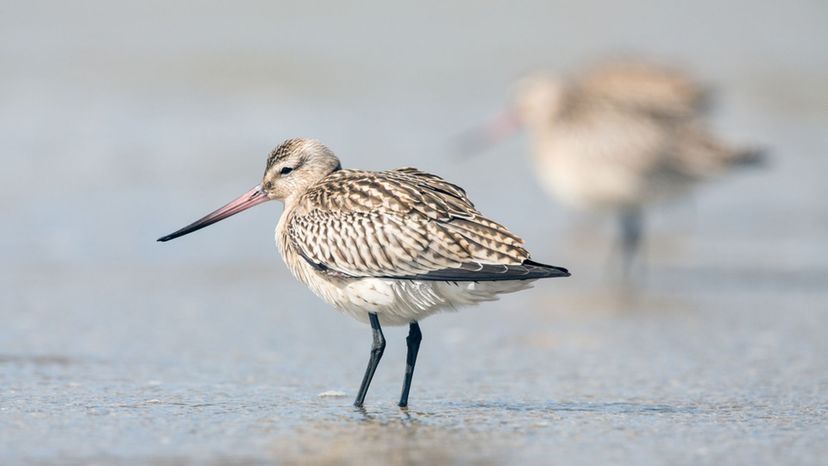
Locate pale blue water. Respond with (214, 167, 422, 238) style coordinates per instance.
(1, 1, 827, 465)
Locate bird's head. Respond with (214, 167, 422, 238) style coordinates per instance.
(261, 138, 341, 202)
(511, 73, 566, 129)
(453, 72, 565, 157)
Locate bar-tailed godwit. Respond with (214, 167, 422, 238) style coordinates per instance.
(462, 60, 763, 269)
(159, 138, 569, 407)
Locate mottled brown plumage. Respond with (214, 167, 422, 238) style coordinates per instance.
(576, 60, 710, 120)
(159, 138, 568, 324)
(287, 167, 529, 279)
(263, 140, 567, 326)
(158, 138, 568, 407)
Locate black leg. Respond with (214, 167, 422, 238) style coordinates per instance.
(354, 312, 385, 407)
(618, 207, 644, 276)
(398, 321, 422, 408)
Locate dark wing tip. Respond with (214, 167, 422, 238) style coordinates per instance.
(392, 260, 570, 282)
(522, 259, 571, 278)
(733, 147, 768, 168)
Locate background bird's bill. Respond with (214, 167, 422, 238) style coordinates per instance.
(454, 110, 521, 158)
(157, 185, 270, 242)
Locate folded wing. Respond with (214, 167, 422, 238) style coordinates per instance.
(287, 168, 568, 281)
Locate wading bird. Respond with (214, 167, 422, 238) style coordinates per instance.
(460, 60, 763, 270)
(159, 138, 569, 407)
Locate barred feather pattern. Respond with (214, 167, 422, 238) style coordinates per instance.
(576, 60, 709, 120)
(275, 167, 539, 326)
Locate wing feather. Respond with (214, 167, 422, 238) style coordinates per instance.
(286, 168, 565, 281)
(577, 60, 709, 120)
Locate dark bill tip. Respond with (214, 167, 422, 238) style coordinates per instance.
(157, 185, 269, 243)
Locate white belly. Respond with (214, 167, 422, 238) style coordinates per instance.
(532, 141, 645, 210)
(531, 126, 696, 210)
(289, 253, 534, 326)
(320, 277, 534, 326)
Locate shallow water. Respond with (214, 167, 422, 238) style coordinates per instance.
(2, 1, 827, 465)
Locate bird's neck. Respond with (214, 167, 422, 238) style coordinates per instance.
(275, 199, 295, 259)
(526, 123, 557, 156)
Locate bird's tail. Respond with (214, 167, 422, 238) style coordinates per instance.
(675, 126, 768, 177)
(728, 146, 767, 168)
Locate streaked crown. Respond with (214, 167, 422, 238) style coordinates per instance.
(512, 73, 566, 128)
(261, 138, 342, 201)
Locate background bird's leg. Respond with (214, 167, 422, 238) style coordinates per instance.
(619, 207, 644, 276)
(354, 312, 386, 407)
(398, 321, 422, 408)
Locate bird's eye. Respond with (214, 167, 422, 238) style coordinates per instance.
(280, 167, 293, 175)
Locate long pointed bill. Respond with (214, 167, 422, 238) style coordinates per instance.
(157, 185, 270, 242)
(453, 109, 521, 159)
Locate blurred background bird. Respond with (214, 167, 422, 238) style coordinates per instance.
(459, 59, 765, 273)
